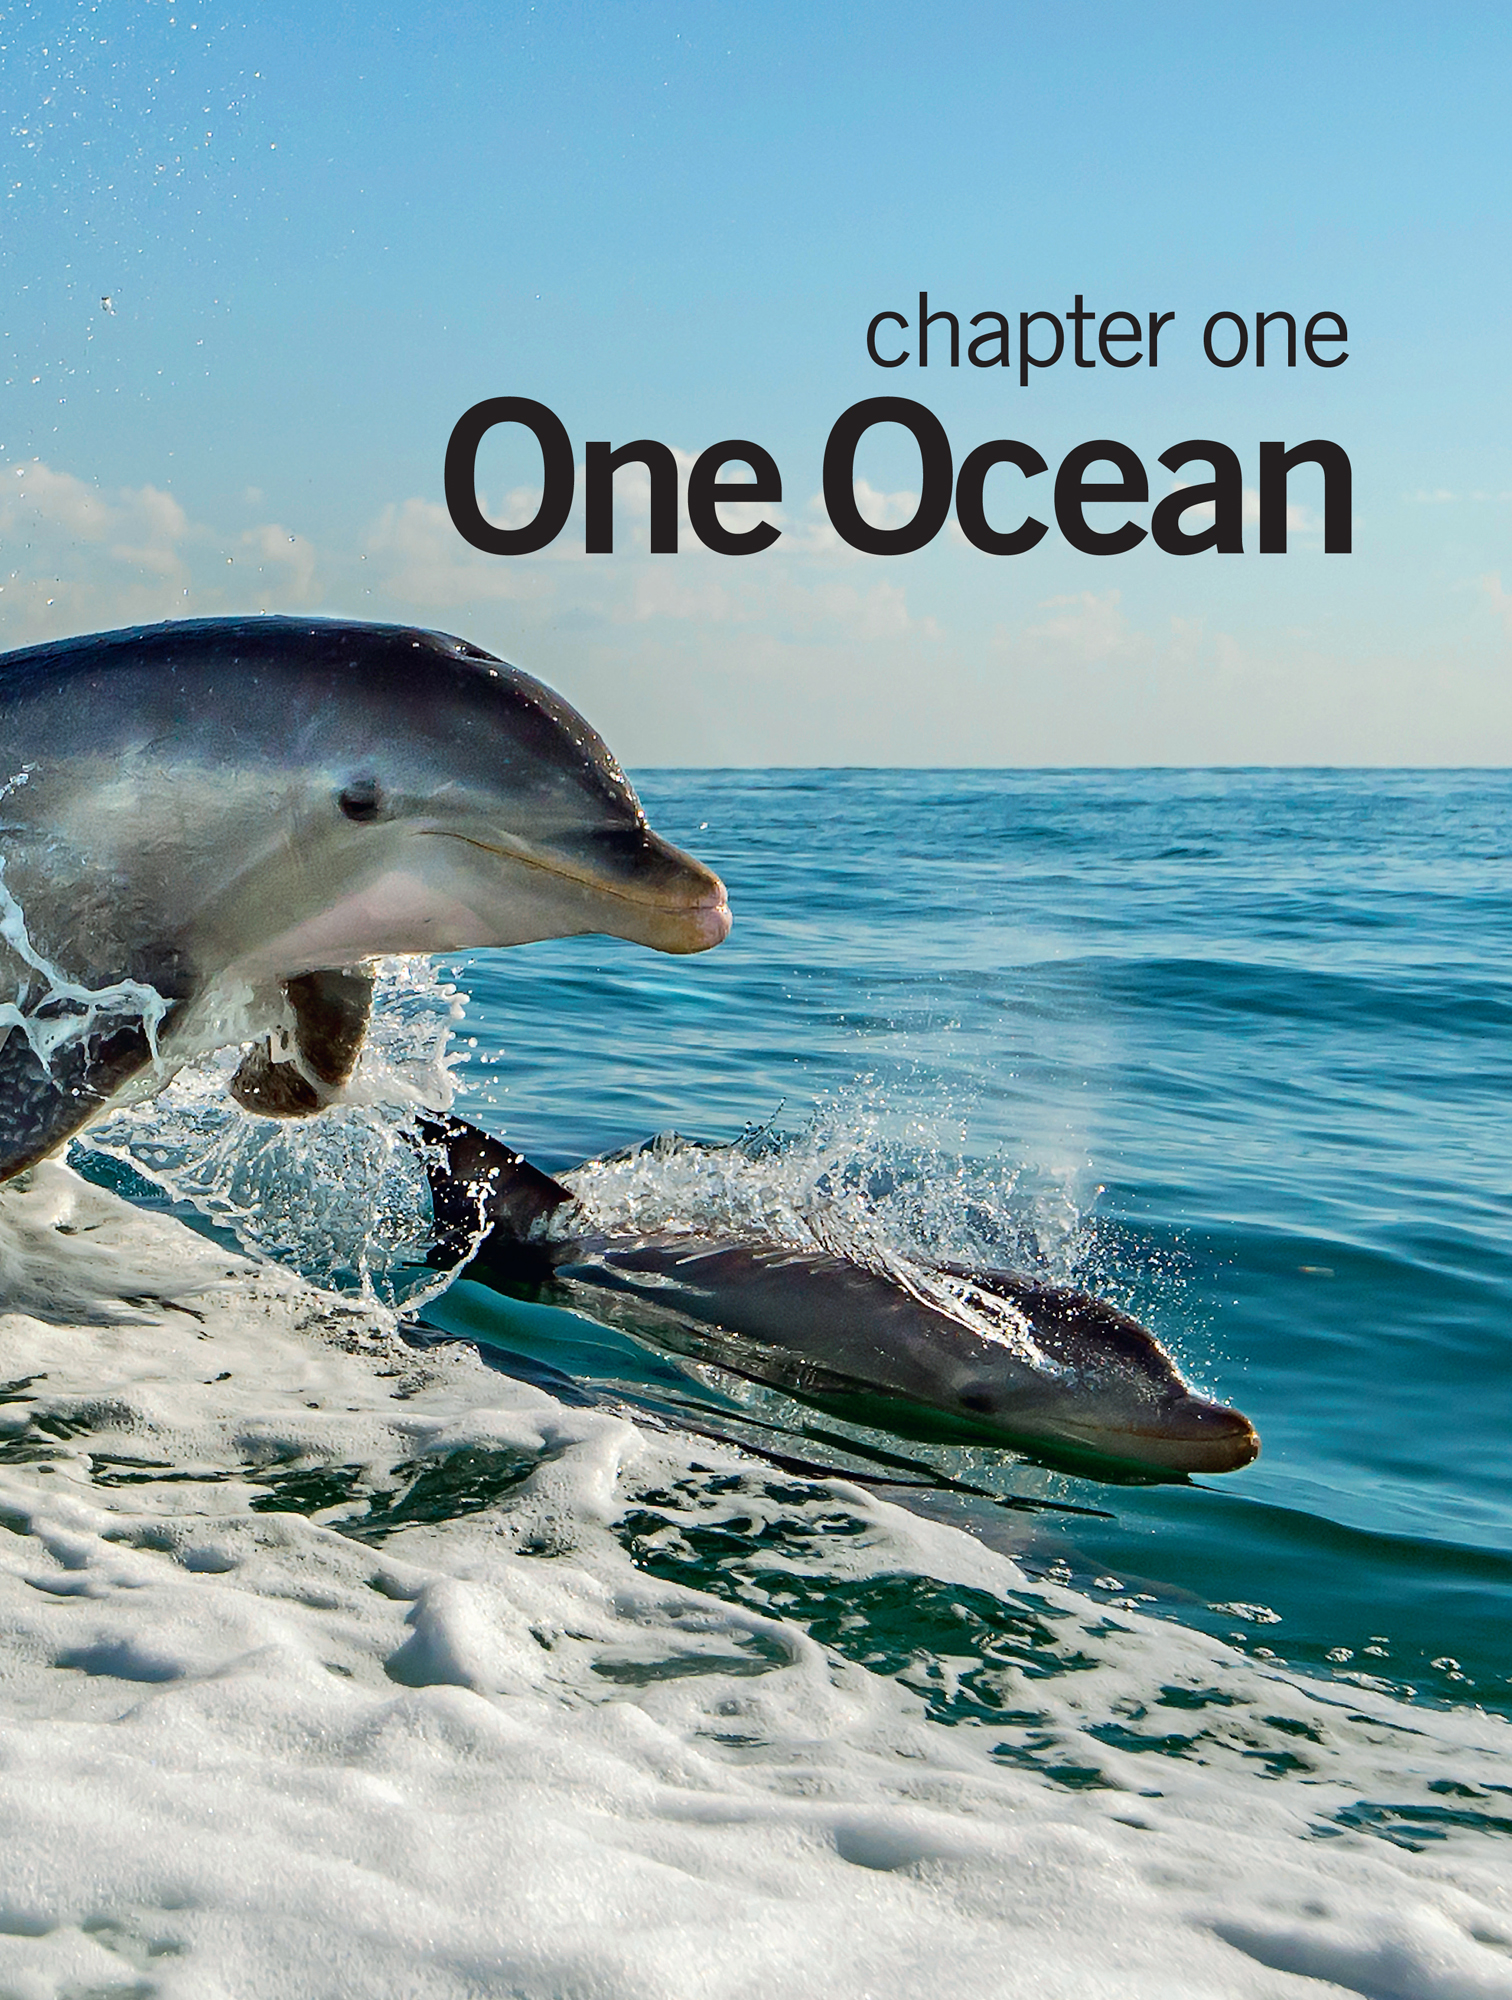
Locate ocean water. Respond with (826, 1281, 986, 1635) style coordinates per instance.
(7, 766, 1512, 1997)
(411, 768, 1511, 1721)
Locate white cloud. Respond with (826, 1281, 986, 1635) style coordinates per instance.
(365, 498, 554, 607)
(364, 457, 941, 649)
(851, 479, 923, 531)
(0, 460, 327, 644)
(1407, 489, 1512, 505)
(613, 561, 938, 642)
(626, 567, 741, 625)
(239, 523, 318, 603)
(772, 574, 937, 642)
(0, 463, 194, 636)
(996, 597, 1246, 706)
(785, 483, 928, 559)
(1023, 589, 1146, 668)
(6, 453, 1505, 767)
(1161, 482, 1321, 538)
(109, 487, 193, 577)
(1479, 573, 1512, 638)
(8, 462, 128, 542)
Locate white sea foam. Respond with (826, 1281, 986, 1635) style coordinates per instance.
(0, 1164, 1508, 1998)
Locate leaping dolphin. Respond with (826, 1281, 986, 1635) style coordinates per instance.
(419, 1117, 1261, 1479)
(0, 617, 730, 1181)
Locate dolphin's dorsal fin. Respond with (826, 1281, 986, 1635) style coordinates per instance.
(416, 1112, 575, 1264)
(0, 1014, 165, 1180)
(229, 967, 374, 1118)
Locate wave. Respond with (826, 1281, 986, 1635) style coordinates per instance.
(0, 1165, 1508, 1997)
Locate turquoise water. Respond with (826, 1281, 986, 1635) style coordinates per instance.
(421, 770, 1512, 1719)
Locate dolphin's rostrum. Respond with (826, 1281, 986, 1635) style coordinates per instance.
(0, 617, 730, 1180)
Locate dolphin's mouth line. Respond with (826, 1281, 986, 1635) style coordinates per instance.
(1016, 1418, 1258, 1478)
(424, 831, 727, 915)
(1032, 1409, 1256, 1449)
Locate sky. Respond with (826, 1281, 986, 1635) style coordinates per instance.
(2, 0, 1509, 763)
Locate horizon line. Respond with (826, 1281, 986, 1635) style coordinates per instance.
(622, 763, 1512, 774)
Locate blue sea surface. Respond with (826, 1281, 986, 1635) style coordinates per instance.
(430, 769, 1512, 1717)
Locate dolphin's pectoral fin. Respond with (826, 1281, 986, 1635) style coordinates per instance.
(227, 1043, 322, 1116)
(0, 1012, 166, 1182)
(282, 967, 375, 1087)
(229, 967, 374, 1119)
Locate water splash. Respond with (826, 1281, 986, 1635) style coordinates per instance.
(77, 984, 1130, 1363)
(83, 958, 464, 1309)
(557, 1089, 1111, 1370)
(563, 1084, 1101, 1274)
(0, 850, 174, 1070)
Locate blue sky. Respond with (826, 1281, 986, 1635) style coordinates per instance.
(3, 1, 1509, 761)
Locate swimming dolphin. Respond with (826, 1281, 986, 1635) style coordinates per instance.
(0, 617, 730, 1181)
(419, 1116, 1260, 1479)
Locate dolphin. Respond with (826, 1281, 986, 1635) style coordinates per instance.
(0, 617, 730, 1181)
(418, 1116, 1260, 1479)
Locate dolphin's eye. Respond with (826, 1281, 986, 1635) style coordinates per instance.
(959, 1389, 995, 1414)
(338, 778, 382, 822)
